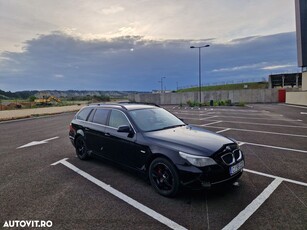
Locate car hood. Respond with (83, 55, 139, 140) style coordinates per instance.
(143, 125, 233, 156)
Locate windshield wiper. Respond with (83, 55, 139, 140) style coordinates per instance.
(156, 124, 186, 131)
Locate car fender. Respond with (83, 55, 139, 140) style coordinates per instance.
(148, 144, 186, 166)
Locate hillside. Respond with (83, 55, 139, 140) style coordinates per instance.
(0, 90, 39, 99)
(0, 90, 146, 99)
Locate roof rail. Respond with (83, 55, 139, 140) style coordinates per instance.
(88, 102, 128, 110)
(118, 101, 160, 107)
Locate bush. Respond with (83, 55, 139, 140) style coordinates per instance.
(187, 100, 197, 107)
(238, 102, 245, 107)
(225, 99, 232, 106)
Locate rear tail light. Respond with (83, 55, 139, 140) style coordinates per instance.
(69, 123, 75, 133)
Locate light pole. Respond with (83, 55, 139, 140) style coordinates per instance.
(159, 77, 166, 93)
(190, 44, 210, 105)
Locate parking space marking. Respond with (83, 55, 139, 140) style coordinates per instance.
(301, 112, 307, 115)
(201, 121, 222, 126)
(216, 128, 231, 133)
(242, 142, 307, 154)
(222, 178, 283, 230)
(51, 158, 187, 230)
(211, 115, 300, 122)
(17, 136, 59, 149)
(208, 126, 307, 138)
(244, 169, 307, 187)
(282, 104, 307, 109)
(216, 120, 307, 129)
(200, 116, 218, 120)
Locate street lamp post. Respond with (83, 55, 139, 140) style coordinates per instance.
(159, 77, 166, 93)
(190, 45, 210, 105)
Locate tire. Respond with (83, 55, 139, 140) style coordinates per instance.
(149, 157, 180, 197)
(75, 136, 90, 160)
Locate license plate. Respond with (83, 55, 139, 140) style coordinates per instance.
(229, 160, 244, 176)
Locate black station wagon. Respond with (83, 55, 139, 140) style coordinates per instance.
(69, 103, 244, 197)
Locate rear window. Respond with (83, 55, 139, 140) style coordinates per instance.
(92, 109, 109, 125)
(76, 107, 93, 121)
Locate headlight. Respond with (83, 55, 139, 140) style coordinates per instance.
(179, 151, 217, 167)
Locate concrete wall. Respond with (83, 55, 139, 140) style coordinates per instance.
(128, 88, 283, 105)
(286, 91, 307, 106)
(302, 72, 307, 90)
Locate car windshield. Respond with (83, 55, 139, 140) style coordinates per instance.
(129, 108, 185, 132)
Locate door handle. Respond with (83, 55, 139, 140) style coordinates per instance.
(105, 133, 111, 137)
(84, 128, 89, 131)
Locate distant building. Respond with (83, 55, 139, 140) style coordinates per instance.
(268, 73, 302, 89)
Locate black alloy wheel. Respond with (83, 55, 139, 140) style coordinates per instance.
(149, 158, 179, 197)
(75, 136, 89, 160)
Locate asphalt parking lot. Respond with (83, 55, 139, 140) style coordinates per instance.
(0, 103, 306, 229)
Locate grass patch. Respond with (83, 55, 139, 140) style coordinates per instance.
(185, 99, 244, 107)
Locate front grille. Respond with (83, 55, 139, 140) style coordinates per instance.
(219, 145, 242, 166)
(221, 153, 235, 165)
(233, 149, 242, 161)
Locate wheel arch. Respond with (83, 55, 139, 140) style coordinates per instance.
(145, 153, 178, 176)
(74, 129, 85, 145)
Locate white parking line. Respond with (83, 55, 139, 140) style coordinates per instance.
(219, 120, 307, 129)
(213, 115, 300, 122)
(208, 126, 307, 138)
(222, 178, 283, 230)
(201, 121, 222, 126)
(243, 142, 307, 154)
(51, 158, 187, 230)
(213, 128, 306, 153)
(200, 116, 218, 120)
(283, 104, 307, 109)
(244, 169, 307, 187)
(216, 128, 231, 134)
(301, 112, 307, 115)
(17, 136, 59, 149)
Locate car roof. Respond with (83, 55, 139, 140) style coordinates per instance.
(86, 103, 159, 111)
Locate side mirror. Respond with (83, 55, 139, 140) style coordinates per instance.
(117, 125, 132, 133)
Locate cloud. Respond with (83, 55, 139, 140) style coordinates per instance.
(212, 63, 268, 72)
(0, 31, 298, 91)
(0, 0, 296, 54)
(54, 74, 64, 78)
(101, 5, 124, 15)
(261, 64, 295, 70)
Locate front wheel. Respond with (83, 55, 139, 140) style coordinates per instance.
(75, 136, 90, 160)
(149, 157, 180, 197)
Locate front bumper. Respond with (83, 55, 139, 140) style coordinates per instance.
(176, 160, 244, 188)
(69, 135, 75, 146)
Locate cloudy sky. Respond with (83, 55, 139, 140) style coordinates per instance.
(0, 0, 300, 92)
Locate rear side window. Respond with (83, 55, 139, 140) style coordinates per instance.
(92, 109, 109, 125)
(76, 107, 93, 121)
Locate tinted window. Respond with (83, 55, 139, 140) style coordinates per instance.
(129, 108, 184, 132)
(109, 110, 130, 128)
(76, 107, 93, 121)
(92, 109, 109, 125)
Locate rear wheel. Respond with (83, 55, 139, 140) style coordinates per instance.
(75, 136, 90, 160)
(149, 158, 179, 197)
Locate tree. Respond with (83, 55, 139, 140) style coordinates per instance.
(28, 95, 37, 102)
